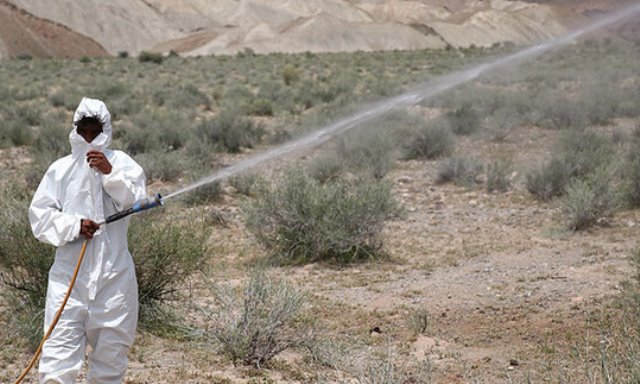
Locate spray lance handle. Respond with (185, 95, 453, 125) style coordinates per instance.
(103, 194, 163, 225)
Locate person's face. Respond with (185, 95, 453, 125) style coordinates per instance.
(77, 122, 103, 143)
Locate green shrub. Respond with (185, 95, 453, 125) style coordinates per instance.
(1, 120, 34, 146)
(129, 211, 209, 327)
(486, 158, 513, 193)
(197, 109, 265, 153)
(403, 117, 454, 160)
(182, 180, 222, 206)
(446, 104, 480, 135)
(204, 269, 313, 367)
(336, 126, 397, 179)
(307, 154, 344, 184)
(0, 184, 54, 349)
(623, 139, 640, 208)
(243, 170, 400, 264)
(123, 127, 159, 154)
(166, 84, 210, 110)
(283, 64, 300, 85)
(561, 164, 621, 231)
(485, 108, 521, 142)
(137, 150, 185, 182)
(138, 51, 164, 64)
(534, 93, 587, 130)
(436, 156, 483, 187)
(526, 157, 572, 201)
(248, 98, 274, 116)
(229, 172, 261, 196)
(33, 122, 69, 160)
(526, 130, 614, 201)
(558, 130, 613, 179)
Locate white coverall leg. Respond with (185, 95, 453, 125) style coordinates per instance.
(29, 98, 147, 384)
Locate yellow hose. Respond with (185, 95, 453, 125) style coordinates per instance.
(14, 240, 89, 384)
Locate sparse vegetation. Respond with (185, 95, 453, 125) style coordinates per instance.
(1, 32, 640, 383)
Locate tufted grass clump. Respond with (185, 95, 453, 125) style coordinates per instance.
(243, 169, 400, 264)
(204, 269, 314, 368)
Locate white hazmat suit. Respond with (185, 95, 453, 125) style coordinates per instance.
(29, 98, 146, 384)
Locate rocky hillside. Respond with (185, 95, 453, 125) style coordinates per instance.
(0, 0, 635, 58)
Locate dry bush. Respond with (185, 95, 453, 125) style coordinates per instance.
(204, 269, 314, 367)
(486, 158, 513, 193)
(313, 337, 432, 384)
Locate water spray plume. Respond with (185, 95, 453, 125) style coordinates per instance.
(163, 3, 640, 202)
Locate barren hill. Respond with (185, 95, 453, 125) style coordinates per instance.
(0, 0, 108, 59)
(0, 0, 635, 58)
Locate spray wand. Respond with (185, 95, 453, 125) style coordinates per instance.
(14, 194, 164, 384)
(100, 193, 164, 225)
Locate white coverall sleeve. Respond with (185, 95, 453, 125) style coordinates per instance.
(101, 153, 146, 210)
(29, 168, 81, 247)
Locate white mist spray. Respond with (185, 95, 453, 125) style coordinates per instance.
(163, 3, 640, 201)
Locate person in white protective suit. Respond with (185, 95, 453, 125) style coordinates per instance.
(29, 97, 147, 384)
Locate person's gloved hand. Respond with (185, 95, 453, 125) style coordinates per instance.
(86, 150, 112, 174)
(80, 219, 100, 239)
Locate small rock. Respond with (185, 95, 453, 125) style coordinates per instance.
(510, 359, 519, 366)
(507, 366, 515, 371)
